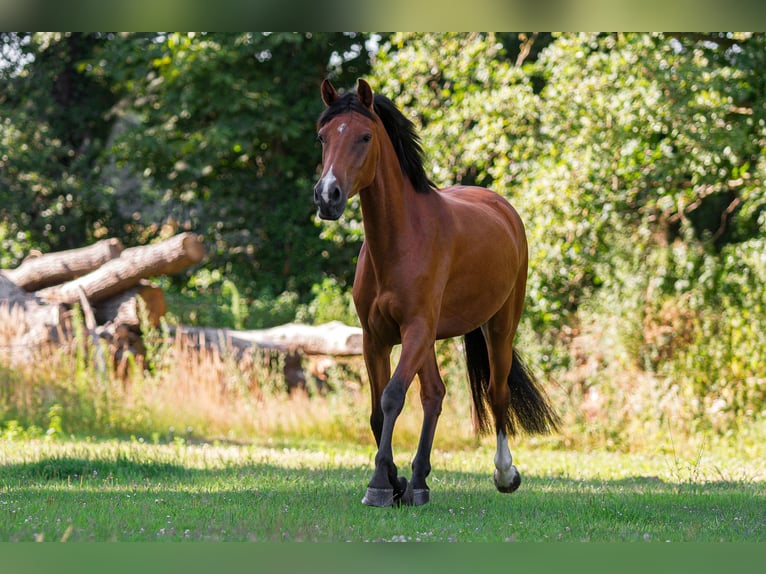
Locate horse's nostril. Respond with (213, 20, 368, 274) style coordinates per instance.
(331, 187, 341, 203)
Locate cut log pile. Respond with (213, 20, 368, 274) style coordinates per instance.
(1, 233, 363, 389)
(0, 232, 205, 367)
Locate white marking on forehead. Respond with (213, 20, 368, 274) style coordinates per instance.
(319, 164, 337, 203)
(337, 122, 347, 134)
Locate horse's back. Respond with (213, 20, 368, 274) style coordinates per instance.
(437, 185, 526, 253)
(440, 184, 522, 223)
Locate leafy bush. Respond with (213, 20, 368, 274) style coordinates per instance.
(296, 277, 359, 326)
(372, 32, 766, 445)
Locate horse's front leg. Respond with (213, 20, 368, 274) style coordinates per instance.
(361, 332, 397, 506)
(406, 348, 445, 506)
(362, 332, 391, 448)
(362, 321, 433, 507)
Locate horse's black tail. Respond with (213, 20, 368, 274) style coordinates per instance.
(464, 328, 560, 437)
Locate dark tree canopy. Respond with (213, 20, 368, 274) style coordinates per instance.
(1, 32, 371, 295)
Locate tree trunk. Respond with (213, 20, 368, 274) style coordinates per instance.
(3, 238, 123, 291)
(92, 281, 166, 328)
(0, 296, 65, 366)
(37, 232, 205, 305)
(0, 272, 27, 304)
(173, 321, 363, 356)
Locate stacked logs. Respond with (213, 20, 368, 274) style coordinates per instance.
(0, 232, 205, 369)
(1, 232, 364, 388)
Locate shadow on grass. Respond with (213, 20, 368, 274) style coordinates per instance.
(2, 457, 193, 482)
(3, 452, 763, 493)
(2, 454, 764, 542)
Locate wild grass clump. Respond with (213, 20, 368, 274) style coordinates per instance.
(0, 305, 477, 449)
(2, 300, 764, 456)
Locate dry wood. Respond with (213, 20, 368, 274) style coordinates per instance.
(37, 232, 205, 305)
(0, 271, 28, 304)
(3, 238, 123, 291)
(1, 235, 200, 370)
(92, 281, 166, 328)
(173, 320, 363, 356)
(0, 298, 65, 366)
(1, 273, 61, 351)
(2, 234, 364, 390)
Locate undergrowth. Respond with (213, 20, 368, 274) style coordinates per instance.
(1, 304, 764, 458)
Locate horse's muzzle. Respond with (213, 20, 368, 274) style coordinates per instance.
(314, 181, 347, 220)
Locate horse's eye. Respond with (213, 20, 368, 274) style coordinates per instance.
(361, 133, 372, 143)
(317, 134, 325, 144)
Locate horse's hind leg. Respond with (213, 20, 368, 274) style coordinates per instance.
(405, 348, 445, 506)
(484, 303, 523, 493)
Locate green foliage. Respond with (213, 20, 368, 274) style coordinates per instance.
(93, 32, 369, 298)
(2, 32, 765, 446)
(165, 272, 359, 329)
(0, 33, 124, 253)
(296, 277, 359, 326)
(373, 32, 766, 439)
(655, 239, 766, 430)
(162, 270, 301, 329)
(1, 32, 369, 299)
(45, 403, 63, 439)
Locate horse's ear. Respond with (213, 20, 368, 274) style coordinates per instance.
(356, 79, 374, 111)
(321, 79, 338, 107)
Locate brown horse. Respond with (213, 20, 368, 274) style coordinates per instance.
(314, 78, 559, 507)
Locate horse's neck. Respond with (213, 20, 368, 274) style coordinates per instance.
(359, 166, 421, 263)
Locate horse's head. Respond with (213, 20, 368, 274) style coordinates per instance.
(314, 79, 381, 220)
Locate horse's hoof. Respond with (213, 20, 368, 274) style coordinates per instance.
(411, 488, 430, 506)
(402, 479, 430, 506)
(494, 465, 521, 493)
(362, 487, 394, 507)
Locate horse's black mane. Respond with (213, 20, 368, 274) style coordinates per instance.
(318, 90, 436, 194)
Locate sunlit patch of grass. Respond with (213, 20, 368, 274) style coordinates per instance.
(1, 438, 764, 542)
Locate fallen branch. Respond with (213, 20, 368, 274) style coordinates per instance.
(172, 320, 363, 357)
(37, 232, 205, 305)
(93, 280, 166, 328)
(0, 272, 27, 304)
(3, 238, 123, 291)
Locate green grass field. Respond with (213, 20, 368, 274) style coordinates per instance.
(2, 437, 764, 542)
(2, 332, 765, 544)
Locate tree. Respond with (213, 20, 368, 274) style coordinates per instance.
(1, 32, 373, 300)
(94, 32, 370, 298)
(0, 33, 124, 264)
(372, 32, 766, 427)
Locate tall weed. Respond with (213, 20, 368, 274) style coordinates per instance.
(2, 294, 763, 454)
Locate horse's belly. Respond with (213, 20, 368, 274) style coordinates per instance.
(435, 240, 523, 338)
(435, 284, 512, 339)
